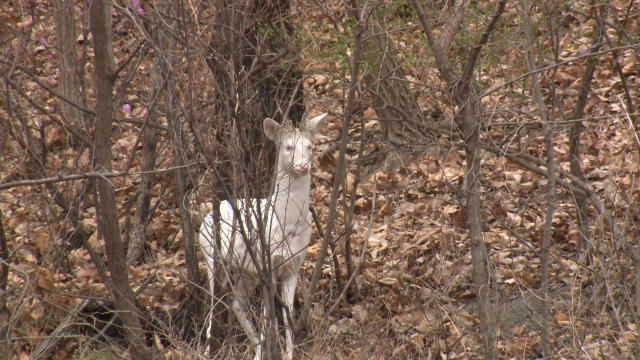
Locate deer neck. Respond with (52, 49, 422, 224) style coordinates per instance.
(270, 171, 311, 229)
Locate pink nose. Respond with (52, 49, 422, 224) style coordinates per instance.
(299, 163, 309, 172)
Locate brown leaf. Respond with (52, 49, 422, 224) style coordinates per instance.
(314, 171, 332, 181)
(622, 61, 640, 76)
(377, 277, 398, 286)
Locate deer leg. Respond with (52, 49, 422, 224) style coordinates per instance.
(282, 274, 298, 360)
(200, 220, 216, 352)
(231, 276, 262, 359)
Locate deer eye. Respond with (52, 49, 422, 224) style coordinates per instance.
(285, 145, 294, 151)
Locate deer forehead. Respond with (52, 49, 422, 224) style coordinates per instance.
(281, 131, 312, 151)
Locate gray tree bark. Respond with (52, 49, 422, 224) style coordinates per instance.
(127, 31, 161, 264)
(412, 0, 507, 357)
(53, 0, 88, 142)
(201, 0, 304, 355)
(568, 6, 605, 262)
(0, 210, 10, 360)
(90, 0, 151, 357)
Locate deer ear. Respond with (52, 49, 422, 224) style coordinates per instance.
(263, 118, 280, 141)
(304, 113, 328, 137)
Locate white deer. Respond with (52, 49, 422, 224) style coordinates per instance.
(199, 113, 327, 360)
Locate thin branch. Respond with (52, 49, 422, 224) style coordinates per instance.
(295, 6, 366, 336)
(0, 60, 96, 115)
(484, 114, 632, 127)
(33, 299, 91, 359)
(411, 0, 458, 84)
(475, 44, 640, 102)
(519, 0, 555, 354)
(114, 117, 170, 131)
(112, 39, 146, 78)
(599, 14, 639, 156)
(310, 205, 344, 295)
(328, 175, 376, 314)
(283, 79, 301, 123)
(459, 0, 508, 92)
(0, 70, 93, 146)
(0, 210, 7, 294)
(0, 163, 197, 191)
(483, 142, 624, 239)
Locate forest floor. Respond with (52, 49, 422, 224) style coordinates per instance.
(2, 0, 640, 359)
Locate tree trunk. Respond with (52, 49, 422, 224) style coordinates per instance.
(53, 0, 87, 144)
(202, 0, 304, 353)
(127, 30, 161, 264)
(362, 26, 434, 172)
(90, 0, 151, 358)
(458, 93, 498, 359)
(412, 0, 505, 357)
(0, 210, 10, 360)
(364, 33, 428, 144)
(568, 7, 605, 262)
(166, 77, 201, 288)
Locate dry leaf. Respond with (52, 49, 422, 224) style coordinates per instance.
(377, 277, 398, 286)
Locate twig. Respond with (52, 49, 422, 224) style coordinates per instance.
(33, 299, 91, 360)
(474, 44, 640, 102)
(294, 6, 366, 337)
(310, 205, 344, 295)
(91, 272, 156, 342)
(0, 70, 93, 146)
(328, 175, 376, 314)
(0, 163, 198, 191)
(0, 60, 95, 116)
(459, 0, 508, 93)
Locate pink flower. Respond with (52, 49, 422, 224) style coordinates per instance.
(137, 7, 144, 14)
(40, 37, 47, 45)
(122, 104, 132, 114)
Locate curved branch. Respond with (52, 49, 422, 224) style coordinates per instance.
(0, 60, 96, 115)
(0, 163, 195, 191)
(459, 0, 508, 92)
(474, 44, 640, 102)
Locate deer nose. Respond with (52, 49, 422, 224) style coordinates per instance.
(299, 163, 310, 172)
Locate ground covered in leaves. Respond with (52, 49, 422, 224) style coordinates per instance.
(2, 0, 640, 359)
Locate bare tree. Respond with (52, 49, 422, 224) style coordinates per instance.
(194, 0, 307, 355)
(2, 0, 640, 357)
(53, 0, 88, 142)
(0, 210, 9, 360)
(362, 23, 435, 171)
(519, 0, 557, 354)
(90, 0, 151, 357)
(412, 0, 508, 357)
(127, 43, 160, 263)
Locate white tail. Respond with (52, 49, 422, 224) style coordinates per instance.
(199, 113, 327, 359)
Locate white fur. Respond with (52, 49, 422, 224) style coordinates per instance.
(200, 113, 327, 359)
